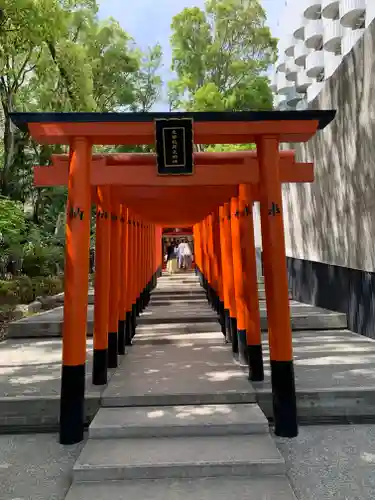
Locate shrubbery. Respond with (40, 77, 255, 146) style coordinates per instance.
(0, 275, 64, 306)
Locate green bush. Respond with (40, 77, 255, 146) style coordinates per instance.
(0, 275, 64, 305)
(32, 276, 64, 298)
(22, 245, 65, 277)
(17, 275, 34, 303)
(0, 280, 19, 305)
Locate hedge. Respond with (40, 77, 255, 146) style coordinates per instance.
(0, 275, 64, 306)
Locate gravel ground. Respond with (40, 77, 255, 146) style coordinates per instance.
(275, 425, 375, 500)
(1, 426, 375, 500)
(0, 433, 84, 500)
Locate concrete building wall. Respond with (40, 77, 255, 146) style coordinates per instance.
(282, 20, 375, 337)
(283, 19, 375, 270)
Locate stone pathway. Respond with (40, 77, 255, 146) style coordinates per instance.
(1, 271, 375, 430)
(64, 272, 296, 499)
(3, 425, 375, 500)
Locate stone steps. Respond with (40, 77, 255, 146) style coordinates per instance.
(63, 273, 296, 500)
(7, 302, 347, 338)
(71, 434, 286, 482)
(89, 403, 269, 439)
(65, 476, 297, 500)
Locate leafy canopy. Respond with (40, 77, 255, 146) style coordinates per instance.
(169, 0, 277, 112)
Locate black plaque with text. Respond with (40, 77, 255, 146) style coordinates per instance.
(155, 118, 194, 175)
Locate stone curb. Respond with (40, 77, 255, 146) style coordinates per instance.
(0, 395, 101, 433)
(2, 387, 375, 433)
(256, 386, 375, 425)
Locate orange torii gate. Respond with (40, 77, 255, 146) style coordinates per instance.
(10, 110, 335, 445)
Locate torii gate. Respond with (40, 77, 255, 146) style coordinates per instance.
(10, 110, 335, 445)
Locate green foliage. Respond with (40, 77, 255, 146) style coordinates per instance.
(130, 44, 163, 112)
(0, 275, 64, 305)
(0, 0, 163, 281)
(169, 0, 277, 112)
(0, 0, 276, 288)
(0, 196, 26, 250)
(22, 242, 64, 277)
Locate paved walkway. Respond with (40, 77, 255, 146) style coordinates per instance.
(1, 271, 375, 430)
(2, 425, 375, 500)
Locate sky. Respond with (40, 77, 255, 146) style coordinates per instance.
(98, 0, 285, 109)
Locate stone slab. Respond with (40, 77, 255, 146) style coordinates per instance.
(101, 342, 256, 407)
(255, 329, 375, 423)
(65, 476, 296, 500)
(138, 305, 218, 325)
(151, 292, 207, 299)
(89, 403, 269, 439)
(150, 298, 209, 306)
(0, 337, 117, 431)
(72, 434, 286, 481)
(133, 331, 226, 345)
(136, 322, 221, 334)
(6, 302, 347, 337)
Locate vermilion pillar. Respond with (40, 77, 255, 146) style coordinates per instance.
(222, 202, 238, 355)
(256, 135, 297, 438)
(201, 218, 212, 306)
(60, 137, 91, 445)
(132, 218, 139, 332)
(130, 215, 137, 338)
(194, 223, 204, 287)
(144, 224, 149, 309)
(92, 186, 111, 386)
(206, 215, 217, 310)
(135, 219, 141, 319)
(108, 197, 122, 368)
(219, 204, 233, 346)
(118, 205, 128, 355)
(212, 209, 226, 339)
(230, 196, 248, 366)
(140, 221, 147, 311)
(238, 184, 264, 381)
(126, 214, 135, 343)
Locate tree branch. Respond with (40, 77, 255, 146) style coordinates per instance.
(46, 40, 76, 104)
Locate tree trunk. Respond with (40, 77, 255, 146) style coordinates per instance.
(1, 95, 15, 196)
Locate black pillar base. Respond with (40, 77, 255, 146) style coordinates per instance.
(136, 297, 141, 316)
(270, 360, 298, 438)
(224, 309, 232, 342)
(60, 364, 85, 445)
(118, 319, 126, 355)
(92, 348, 108, 386)
(230, 317, 238, 355)
(108, 332, 118, 368)
(144, 286, 150, 308)
(219, 300, 226, 338)
(131, 304, 137, 338)
(125, 311, 133, 346)
(213, 292, 220, 313)
(247, 344, 264, 381)
(198, 270, 204, 288)
(237, 329, 248, 365)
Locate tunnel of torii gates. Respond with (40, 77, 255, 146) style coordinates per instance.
(10, 110, 335, 445)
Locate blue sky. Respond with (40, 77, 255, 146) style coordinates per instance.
(98, 0, 284, 108)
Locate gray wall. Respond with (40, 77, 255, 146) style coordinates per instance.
(282, 21, 375, 272)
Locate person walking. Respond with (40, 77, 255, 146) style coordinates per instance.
(177, 239, 193, 271)
(166, 241, 178, 274)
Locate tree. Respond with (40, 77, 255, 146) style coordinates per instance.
(169, 0, 277, 112)
(130, 43, 163, 112)
(0, 0, 158, 277)
(86, 18, 140, 111)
